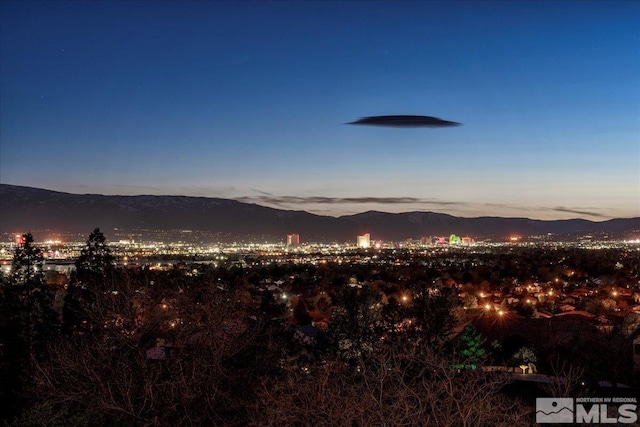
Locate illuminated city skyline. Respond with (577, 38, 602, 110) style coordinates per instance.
(357, 233, 371, 249)
(1, 1, 638, 220)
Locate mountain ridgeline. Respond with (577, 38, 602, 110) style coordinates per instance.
(1, 184, 638, 242)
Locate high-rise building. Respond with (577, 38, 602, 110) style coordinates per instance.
(357, 233, 371, 248)
(287, 234, 300, 246)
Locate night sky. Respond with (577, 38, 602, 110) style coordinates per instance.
(1, 1, 638, 220)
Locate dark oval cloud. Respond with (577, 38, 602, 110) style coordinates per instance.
(347, 115, 461, 128)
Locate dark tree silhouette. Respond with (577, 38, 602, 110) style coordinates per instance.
(407, 283, 458, 347)
(329, 285, 382, 362)
(292, 298, 312, 325)
(63, 228, 115, 334)
(9, 233, 44, 288)
(0, 233, 58, 422)
(74, 228, 115, 279)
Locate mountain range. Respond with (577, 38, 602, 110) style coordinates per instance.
(1, 184, 638, 242)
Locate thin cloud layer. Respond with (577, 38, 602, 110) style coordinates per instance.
(236, 196, 465, 207)
(236, 194, 613, 219)
(552, 207, 608, 218)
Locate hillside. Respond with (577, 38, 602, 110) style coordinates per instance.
(1, 184, 638, 242)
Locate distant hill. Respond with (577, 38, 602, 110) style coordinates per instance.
(1, 184, 638, 242)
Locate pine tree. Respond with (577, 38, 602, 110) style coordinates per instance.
(75, 228, 115, 284)
(453, 324, 486, 368)
(0, 233, 58, 422)
(4, 233, 57, 355)
(63, 228, 115, 334)
(10, 232, 44, 288)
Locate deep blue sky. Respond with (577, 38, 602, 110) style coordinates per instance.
(1, 1, 639, 220)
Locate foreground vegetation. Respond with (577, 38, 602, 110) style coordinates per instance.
(1, 231, 638, 426)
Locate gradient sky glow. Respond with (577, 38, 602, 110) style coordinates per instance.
(1, 1, 639, 220)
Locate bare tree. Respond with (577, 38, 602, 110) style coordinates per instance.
(541, 354, 586, 399)
(23, 278, 266, 426)
(251, 344, 530, 427)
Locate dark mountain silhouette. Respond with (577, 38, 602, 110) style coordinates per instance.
(1, 184, 638, 242)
